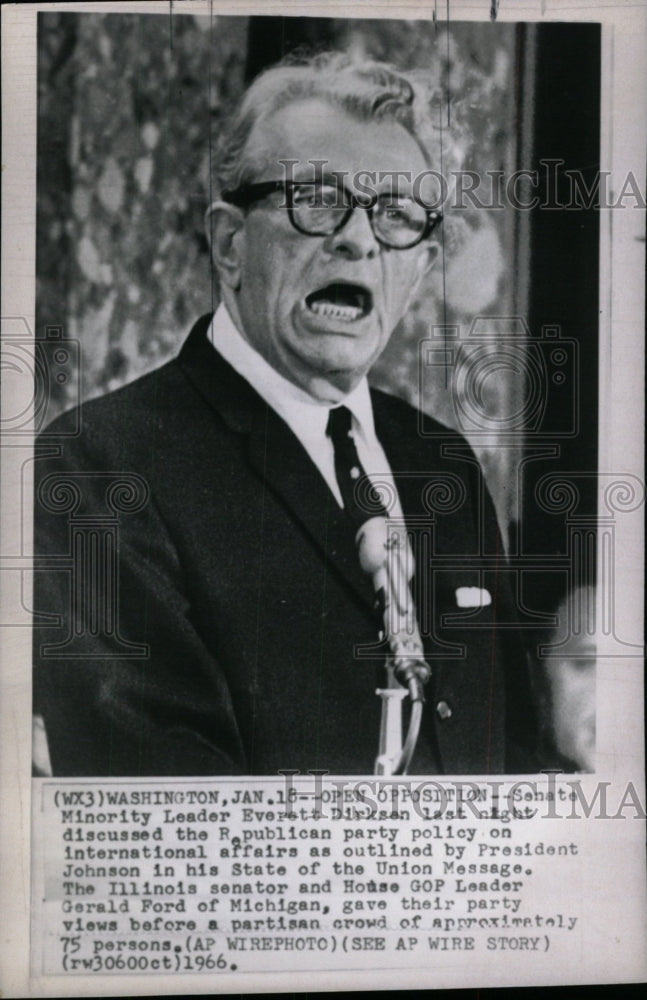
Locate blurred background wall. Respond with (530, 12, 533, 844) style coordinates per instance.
(37, 12, 246, 401)
(36, 11, 600, 585)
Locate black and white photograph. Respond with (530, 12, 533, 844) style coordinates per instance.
(30, 10, 604, 778)
(1, 0, 645, 994)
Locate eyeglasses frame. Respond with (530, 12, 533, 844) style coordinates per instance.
(221, 179, 443, 250)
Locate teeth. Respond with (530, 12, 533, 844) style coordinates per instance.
(308, 301, 363, 321)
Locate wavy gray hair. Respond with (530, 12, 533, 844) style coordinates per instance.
(214, 51, 441, 195)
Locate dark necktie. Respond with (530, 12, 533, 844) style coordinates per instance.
(326, 405, 388, 530)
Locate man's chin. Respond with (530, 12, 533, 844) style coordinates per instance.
(282, 310, 387, 398)
(287, 351, 373, 402)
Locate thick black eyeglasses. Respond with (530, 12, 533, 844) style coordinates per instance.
(222, 179, 443, 250)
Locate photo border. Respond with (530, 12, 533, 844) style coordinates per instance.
(1, 1, 645, 995)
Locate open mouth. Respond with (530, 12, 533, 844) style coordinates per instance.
(305, 283, 373, 322)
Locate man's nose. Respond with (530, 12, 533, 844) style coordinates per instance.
(324, 206, 379, 260)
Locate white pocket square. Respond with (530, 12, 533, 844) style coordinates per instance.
(455, 586, 492, 608)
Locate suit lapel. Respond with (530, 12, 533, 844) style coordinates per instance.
(178, 316, 376, 612)
(247, 406, 377, 610)
(371, 389, 432, 524)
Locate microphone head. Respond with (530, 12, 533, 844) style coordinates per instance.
(356, 516, 388, 575)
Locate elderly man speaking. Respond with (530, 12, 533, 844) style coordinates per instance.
(33, 53, 537, 777)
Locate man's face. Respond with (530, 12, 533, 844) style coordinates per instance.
(546, 647, 596, 772)
(544, 591, 596, 772)
(224, 98, 436, 401)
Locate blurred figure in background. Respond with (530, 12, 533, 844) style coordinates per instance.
(534, 585, 596, 772)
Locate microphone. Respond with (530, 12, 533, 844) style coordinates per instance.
(356, 516, 431, 693)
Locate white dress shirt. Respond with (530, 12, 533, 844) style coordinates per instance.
(207, 303, 406, 522)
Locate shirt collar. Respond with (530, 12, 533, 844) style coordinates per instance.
(207, 302, 377, 443)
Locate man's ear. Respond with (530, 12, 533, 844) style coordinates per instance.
(417, 242, 439, 281)
(406, 242, 440, 304)
(205, 201, 246, 290)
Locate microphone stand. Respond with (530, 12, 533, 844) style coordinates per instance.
(356, 517, 431, 775)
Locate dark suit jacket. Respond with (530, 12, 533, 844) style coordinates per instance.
(33, 315, 537, 776)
